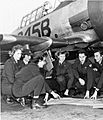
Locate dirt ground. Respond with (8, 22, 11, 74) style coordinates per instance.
(1, 97, 103, 120)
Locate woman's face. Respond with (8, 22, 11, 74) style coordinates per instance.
(79, 53, 86, 64)
(24, 55, 31, 64)
(94, 52, 102, 63)
(13, 49, 22, 61)
(58, 54, 66, 63)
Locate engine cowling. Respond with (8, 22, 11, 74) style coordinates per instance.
(88, 0, 103, 40)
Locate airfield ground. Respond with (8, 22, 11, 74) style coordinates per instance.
(1, 97, 103, 120)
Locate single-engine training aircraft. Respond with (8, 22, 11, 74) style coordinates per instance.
(0, 0, 103, 63)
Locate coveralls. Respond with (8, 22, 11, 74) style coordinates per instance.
(12, 62, 52, 98)
(92, 59, 103, 90)
(2, 57, 20, 96)
(55, 60, 74, 92)
(72, 58, 93, 93)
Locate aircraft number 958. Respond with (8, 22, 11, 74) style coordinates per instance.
(18, 18, 51, 37)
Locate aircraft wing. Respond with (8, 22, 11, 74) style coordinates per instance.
(0, 34, 70, 63)
(0, 34, 71, 51)
(0, 34, 53, 52)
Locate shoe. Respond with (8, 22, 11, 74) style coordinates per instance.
(33, 103, 47, 109)
(64, 88, 76, 97)
(32, 103, 47, 109)
(20, 98, 26, 107)
(32, 98, 47, 109)
(6, 97, 15, 104)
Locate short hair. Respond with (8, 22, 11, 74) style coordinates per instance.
(56, 50, 68, 56)
(94, 49, 102, 55)
(10, 44, 23, 56)
(78, 49, 87, 56)
(22, 49, 32, 56)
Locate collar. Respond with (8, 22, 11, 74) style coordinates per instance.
(99, 57, 103, 65)
(80, 58, 88, 65)
(59, 60, 65, 65)
(11, 57, 17, 64)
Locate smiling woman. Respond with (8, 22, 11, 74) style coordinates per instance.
(1, 44, 23, 103)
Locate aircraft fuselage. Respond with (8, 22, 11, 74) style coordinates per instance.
(12, 0, 103, 41)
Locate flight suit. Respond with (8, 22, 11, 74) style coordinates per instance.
(92, 59, 103, 90)
(54, 60, 74, 92)
(12, 62, 52, 98)
(72, 58, 93, 92)
(2, 57, 20, 96)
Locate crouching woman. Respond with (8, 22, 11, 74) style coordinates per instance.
(12, 49, 60, 109)
(1, 45, 23, 103)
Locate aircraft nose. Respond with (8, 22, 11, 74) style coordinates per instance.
(0, 34, 3, 41)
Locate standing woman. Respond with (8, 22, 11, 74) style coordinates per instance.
(1, 45, 23, 103)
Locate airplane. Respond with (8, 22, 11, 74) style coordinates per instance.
(1, 0, 103, 109)
(0, 0, 103, 64)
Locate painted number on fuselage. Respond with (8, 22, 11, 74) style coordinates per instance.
(18, 18, 51, 37)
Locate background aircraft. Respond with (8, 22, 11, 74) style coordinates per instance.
(0, 0, 103, 63)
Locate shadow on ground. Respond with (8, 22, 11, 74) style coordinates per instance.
(1, 97, 103, 120)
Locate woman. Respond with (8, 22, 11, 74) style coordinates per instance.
(90, 50, 103, 99)
(12, 49, 60, 109)
(1, 44, 23, 103)
(72, 49, 94, 99)
(54, 51, 74, 97)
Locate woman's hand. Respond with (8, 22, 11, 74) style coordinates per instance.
(84, 90, 90, 99)
(51, 91, 60, 99)
(79, 78, 85, 86)
(90, 90, 98, 100)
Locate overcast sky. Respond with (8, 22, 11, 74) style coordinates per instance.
(0, 0, 56, 34)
